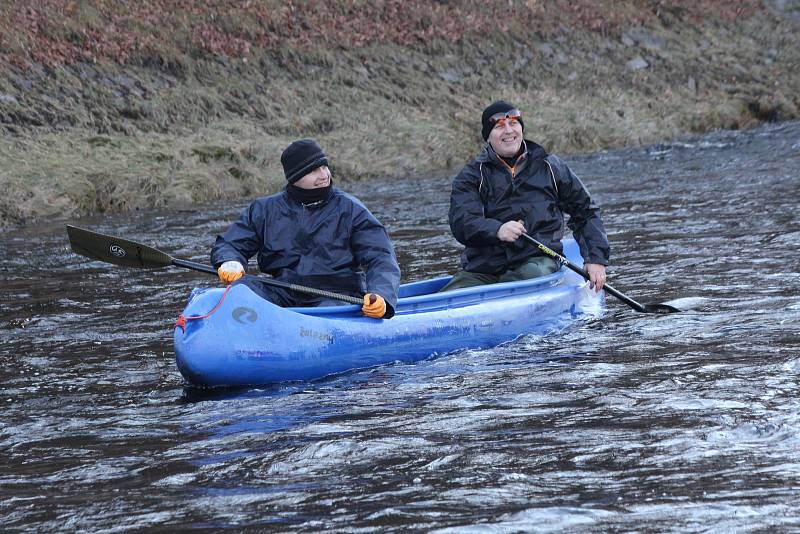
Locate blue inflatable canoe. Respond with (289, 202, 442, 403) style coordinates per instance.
(173, 239, 602, 387)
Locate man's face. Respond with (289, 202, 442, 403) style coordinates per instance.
(487, 114, 523, 158)
(294, 165, 332, 189)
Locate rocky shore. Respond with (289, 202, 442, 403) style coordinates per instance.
(1, 0, 798, 228)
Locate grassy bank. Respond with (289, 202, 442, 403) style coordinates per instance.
(1, 0, 798, 227)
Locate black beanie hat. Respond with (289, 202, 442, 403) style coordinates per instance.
(481, 100, 524, 141)
(281, 138, 329, 184)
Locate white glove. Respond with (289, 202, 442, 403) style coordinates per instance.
(217, 260, 245, 284)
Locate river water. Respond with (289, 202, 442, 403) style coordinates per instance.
(2, 121, 799, 532)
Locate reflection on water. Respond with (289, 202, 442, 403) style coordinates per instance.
(2, 121, 800, 531)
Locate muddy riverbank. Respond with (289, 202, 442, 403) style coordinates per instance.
(1, 0, 799, 228)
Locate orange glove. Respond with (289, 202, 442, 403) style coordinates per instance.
(217, 261, 245, 284)
(362, 293, 386, 319)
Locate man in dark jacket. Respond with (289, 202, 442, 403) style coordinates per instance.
(211, 138, 400, 319)
(442, 100, 610, 292)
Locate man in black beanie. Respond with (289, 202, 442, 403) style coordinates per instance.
(441, 100, 610, 292)
(211, 138, 400, 319)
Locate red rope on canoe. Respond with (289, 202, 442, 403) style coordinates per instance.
(175, 285, 233, 333)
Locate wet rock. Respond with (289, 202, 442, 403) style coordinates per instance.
(513, 50, 534, 70)
(554, 52, 569, 65)
(78, 65, 98, 80)
(535, 42, 554, 57)
(438, 69, 461, 83)
(640, 35, 666, 51)
(621, 33, 636, 47)
(627, 56, 649, 70)
(622, 27, 666, 51)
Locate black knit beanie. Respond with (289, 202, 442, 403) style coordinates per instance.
(481, 100, 524, 141)
(281, 139, 329, 184)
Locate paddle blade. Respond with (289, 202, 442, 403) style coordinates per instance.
(642, 303, 681, 314)
(66, 225, 173, 269)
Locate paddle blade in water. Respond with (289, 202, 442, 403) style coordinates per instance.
(642, 303, 681, 314)
(66, 225, 173, 269)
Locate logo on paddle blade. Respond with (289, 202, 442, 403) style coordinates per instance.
(233, 307, 258, 324)
(108, 244, 127, 258)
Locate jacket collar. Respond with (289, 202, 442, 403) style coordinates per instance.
(475, 140, 548, 180)
(284, 183, 335, 207)
(476, 139, 548, 166)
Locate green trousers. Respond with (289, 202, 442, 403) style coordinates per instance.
(439, 256, 559, 292)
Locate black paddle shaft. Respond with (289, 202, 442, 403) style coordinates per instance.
(520, 233, 679, 314)
(170, 258, 363, 305)
(66, 225, 363, 305)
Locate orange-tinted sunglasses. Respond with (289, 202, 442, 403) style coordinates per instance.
(489, 109, 522, 129)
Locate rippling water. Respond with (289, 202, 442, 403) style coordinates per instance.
(2, 121, 799, 531)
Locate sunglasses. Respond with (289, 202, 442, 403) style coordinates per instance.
(489, 109, 522, 129)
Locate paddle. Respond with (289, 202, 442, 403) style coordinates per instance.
(66, 225, 364, 305)
(520, 233, 679, 314)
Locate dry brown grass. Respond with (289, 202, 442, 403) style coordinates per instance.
(0, 0, 797, 227)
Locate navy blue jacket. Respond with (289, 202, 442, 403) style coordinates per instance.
(449, 140, 610, 274)
(211, 187, 400, 317)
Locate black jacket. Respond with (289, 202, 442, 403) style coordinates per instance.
(449, 140, 610, 274)
(211, 187, 401, 317)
